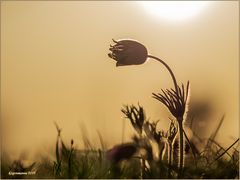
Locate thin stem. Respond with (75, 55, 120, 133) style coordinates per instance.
(168, 143, 173, 166)
(183, 129, 197, 160)
(147, 55, 178, 94)
(178, 120, 184, 177)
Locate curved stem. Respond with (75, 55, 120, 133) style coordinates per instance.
(147, 55, 178, 94)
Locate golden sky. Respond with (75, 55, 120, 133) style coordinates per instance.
(1, 1, 239, 158)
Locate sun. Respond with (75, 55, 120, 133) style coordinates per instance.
(138, 1, 209, 21)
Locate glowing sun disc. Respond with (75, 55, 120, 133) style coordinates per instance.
(139, 1, 209, 21)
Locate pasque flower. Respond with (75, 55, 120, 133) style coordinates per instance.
(108, 38, 190, 174)
(152, 82, 190, 120)
(152, 82, 190, 172)
(108, 39, 148, 66)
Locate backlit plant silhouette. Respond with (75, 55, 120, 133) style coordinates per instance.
(1, 38, 239, 179)
(121, 104, 145, 136)
(108, 39, 190, 174)
(121, 104, 147, 178)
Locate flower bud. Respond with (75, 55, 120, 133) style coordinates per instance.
(108, 39, 148, 66)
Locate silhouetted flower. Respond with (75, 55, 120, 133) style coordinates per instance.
(152, 81, 190, 121)
(106, 143, 137, 163)
(108, 39, 148, 66)
(121, 104, 146, 135)
(107, 38, 190, 171)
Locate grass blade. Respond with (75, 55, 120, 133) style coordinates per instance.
(209, 138, 239, 166)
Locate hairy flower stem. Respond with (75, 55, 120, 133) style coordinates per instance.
(148, 55, 185, 171)
(178, 119, 184, 176)
(147, 55, 178, 94)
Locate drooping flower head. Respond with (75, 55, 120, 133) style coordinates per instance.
(108, 39, 148, 66)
